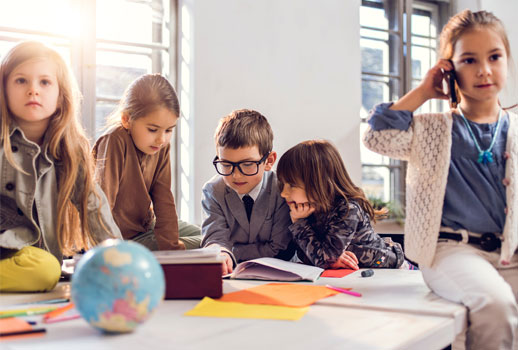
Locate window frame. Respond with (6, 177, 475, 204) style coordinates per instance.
(0, 0, 179, 197)
(360, 0, 450, 208)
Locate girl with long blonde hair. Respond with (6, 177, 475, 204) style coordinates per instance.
(0, 41, 121, 292)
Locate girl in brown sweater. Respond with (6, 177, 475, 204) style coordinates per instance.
(93, 74, 201, 251)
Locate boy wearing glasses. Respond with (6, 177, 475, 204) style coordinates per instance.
(201, 109, 294, 275)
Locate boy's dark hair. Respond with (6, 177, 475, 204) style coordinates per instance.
(214, 109, 273, 156)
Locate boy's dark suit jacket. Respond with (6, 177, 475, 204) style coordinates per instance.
(201, 171, 294, 264)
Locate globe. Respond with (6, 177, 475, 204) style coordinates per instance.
(71, 239, 165, 333)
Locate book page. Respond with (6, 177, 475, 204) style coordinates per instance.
(233, 264, 301, 281)
(231, 258, 323, 282)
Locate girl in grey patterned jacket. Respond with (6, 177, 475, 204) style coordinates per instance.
(277, 140, 408, 270)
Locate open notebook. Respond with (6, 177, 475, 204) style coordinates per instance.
(228, 257, 324, 282)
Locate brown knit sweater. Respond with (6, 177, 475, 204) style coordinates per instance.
(93, 126, 185, 250)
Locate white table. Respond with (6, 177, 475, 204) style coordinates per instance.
(1, 269, 466, 350)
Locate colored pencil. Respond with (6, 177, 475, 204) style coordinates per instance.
(325, 284, 362, 297)
(0, 307, 58, 319)
(43, 303, 75, 321)
(43, 314, 81, 324)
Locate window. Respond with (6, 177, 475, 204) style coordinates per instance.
(359, 0, 449, 208)
(0, 0, 176, 139)
(0, 0, 179, 204)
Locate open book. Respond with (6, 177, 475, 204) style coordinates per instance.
(228, 257, 324, 282)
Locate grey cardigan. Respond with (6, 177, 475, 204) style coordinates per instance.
(201, 171, 293, 264)
(0, 126, 122, 262)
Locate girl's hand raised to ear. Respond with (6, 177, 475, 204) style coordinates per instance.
(391, 59, 453, 112)
(287, 202, 315, 223)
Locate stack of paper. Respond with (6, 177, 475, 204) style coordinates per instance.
(185, 283, 339, 321)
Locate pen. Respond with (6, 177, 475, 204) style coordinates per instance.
(325, 284, 362, 297)
(43, 303, 75, 321)
(33, 298, 70, 305)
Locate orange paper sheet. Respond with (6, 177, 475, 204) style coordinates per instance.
(218, 283, 339, 307)
(0, 317, 45, 341)
(321, 269, 356, 278)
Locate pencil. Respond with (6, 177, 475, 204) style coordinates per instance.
(0, 328, 46, 337)
(43, 303, 75, 321)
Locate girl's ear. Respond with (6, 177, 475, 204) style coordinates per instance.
(121, 113, 131, 129)
(264, 151, 277, 171)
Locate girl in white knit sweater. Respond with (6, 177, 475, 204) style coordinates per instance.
(364, 10, 518, 350)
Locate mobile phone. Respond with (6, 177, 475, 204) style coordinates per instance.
(445, 68, 458, 108)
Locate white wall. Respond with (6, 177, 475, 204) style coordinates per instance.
(478, 1, 518, 107)
(453, 0, 518, 106)
(180, 0, 362, 225)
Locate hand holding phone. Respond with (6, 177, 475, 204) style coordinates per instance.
(443, 63, 458, 108)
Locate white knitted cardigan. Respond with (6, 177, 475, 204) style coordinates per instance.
(363, 110, 518, 268)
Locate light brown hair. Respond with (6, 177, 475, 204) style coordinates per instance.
(107, 73, 179, 126)
(439, 10, 512, 106)
(0, 41, 102, 255)
(277, 140, 383, 221)
(214, 109, 273, 157)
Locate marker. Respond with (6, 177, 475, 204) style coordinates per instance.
(325, 284, 362, 297)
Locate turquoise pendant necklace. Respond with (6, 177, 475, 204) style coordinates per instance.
(457, 107, 503, 165)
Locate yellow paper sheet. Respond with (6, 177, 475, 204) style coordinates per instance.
(184, 297, 308, 321)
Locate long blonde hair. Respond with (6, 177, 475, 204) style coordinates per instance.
(0, 41, 100, 255)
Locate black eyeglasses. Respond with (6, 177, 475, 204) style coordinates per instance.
(213, 152, 270, 176)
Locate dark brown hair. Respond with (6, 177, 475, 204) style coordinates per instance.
(277, 140, 383, 221)
(214, 109, 272, 156)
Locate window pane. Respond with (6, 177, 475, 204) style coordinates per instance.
(411, 12, 433, 36)
(360, 5, 388, 30)
(360, 123, 391, 166)
(361, 35, 401, 75)
(360, 28, 389, 41)
(95, 101, 119, 139)
(411, 46, 436, 80)
(97, 0, 169, 44)
(0, 0, 80, 37)
(362, 165, 390, 203)
(411, 36, 436, 48)
(360, 77, 400, 118)
(96, 51, 151, 98)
